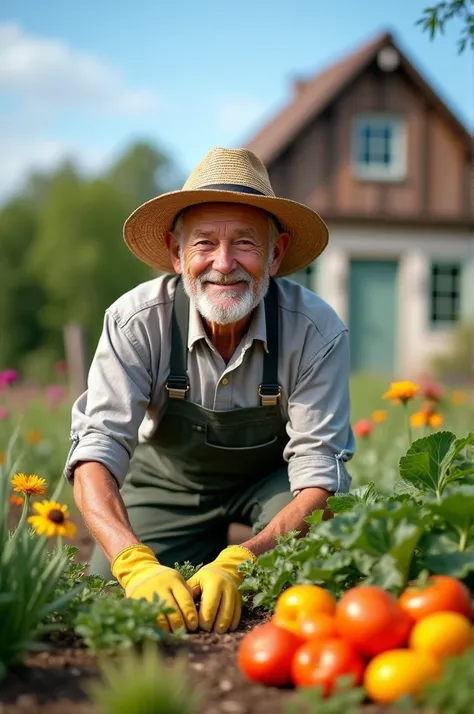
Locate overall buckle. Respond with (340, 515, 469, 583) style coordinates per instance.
(258, 384, 282, 407)
(165, 376, 190, 399)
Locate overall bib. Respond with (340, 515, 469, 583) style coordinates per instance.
(90, 279, 293, 579)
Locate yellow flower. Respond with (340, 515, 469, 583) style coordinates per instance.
(28, 500, 77, 539)
(429, 413, 444, 428)
(10, 495, 24, 506)
(11, 473, 47, 496)
(382, 381, 420, 404)
(451, 390, 467, 405)
(410, 411, 444, 429)
(371, 409, 387, 423)
(25, 429, 42, 445)
(410, 411, 427, 429)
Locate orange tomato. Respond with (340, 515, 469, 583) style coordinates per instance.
(335, 586, 412, 657)
(399, 575, 472, 622)
(291, 637, 365, 695)
(237, 622, 303, 687)
(274, 585, 336, 626)
(409, 611, 473, 659)
(364, 649, 441, 704)
(273, 612, 339, 642)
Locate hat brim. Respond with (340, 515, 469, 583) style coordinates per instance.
(123, 188, 329, 277)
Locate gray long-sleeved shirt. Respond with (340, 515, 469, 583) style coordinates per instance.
(65, 274, 355, 494)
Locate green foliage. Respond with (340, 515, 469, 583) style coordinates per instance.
(0, 140, 179, 376)
(45, 545, 123, 632)
(285, 677, 366, 714)
(417, 1, 474, 53)
(0, 432, 80, 673)
(74, 595, 178, 655)
(174, 560, 202, 580)
(87, 641, 201, 714)
(240, 431, 474, 610)
(419, 647, 474, 713)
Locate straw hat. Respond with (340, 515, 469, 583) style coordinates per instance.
(123, 147, 329, 276)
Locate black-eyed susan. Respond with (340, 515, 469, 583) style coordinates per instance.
(11, 473, 47, 496)
(28, 500, 77, 539)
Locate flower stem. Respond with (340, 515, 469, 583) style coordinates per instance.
(459, 528, 468, 552)
(403, 402, 413, 447)
(10, 494, 30, 541)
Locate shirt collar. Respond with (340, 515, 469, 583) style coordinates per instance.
(188, 297, 268, 353)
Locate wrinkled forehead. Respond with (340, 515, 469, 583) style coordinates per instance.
(174, 202, 275, 235)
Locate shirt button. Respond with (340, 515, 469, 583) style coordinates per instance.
(221, 377, 229, 386)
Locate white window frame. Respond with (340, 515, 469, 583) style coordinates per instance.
(352, 114, 407, 182)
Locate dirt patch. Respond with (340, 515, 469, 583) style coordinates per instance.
(0, 614, 307, 714)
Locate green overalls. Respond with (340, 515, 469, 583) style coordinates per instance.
(90, 279, 293, 579)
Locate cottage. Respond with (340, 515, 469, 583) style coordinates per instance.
(244, 31, 473, 376)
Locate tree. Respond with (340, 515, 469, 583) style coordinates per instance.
(418, 1, 474, 53)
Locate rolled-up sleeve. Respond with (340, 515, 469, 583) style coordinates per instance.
(64, 310, 152, 486)
(284, 330, 355, 495)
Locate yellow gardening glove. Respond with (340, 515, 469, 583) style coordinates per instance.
(187, 545, 257, 633)
(111, 544, 198, 633)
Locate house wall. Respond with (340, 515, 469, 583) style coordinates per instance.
(268, 61, 472, 225)
(315, 225, 474, 376)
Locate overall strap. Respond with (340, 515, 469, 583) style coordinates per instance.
(259, 278, 281, 406)
(165, 277, 282, 406)
(165, 279, 190, 399)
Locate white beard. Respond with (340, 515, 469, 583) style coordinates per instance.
(180, 257, 272, 325)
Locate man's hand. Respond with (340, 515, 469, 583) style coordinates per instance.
(112, 544, 198, 633)
(187, 545, 256, 633)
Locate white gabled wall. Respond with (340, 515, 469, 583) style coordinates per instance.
(315, 225, 473, 376)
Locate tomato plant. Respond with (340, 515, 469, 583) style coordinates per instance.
(291, 637, 364, 695)
(364, 649, 441, 704)
(409, 611, 473, 659)
(399, 575, 473, 621)
(237, 622, 303, 687)
(335, 586, 412, 657)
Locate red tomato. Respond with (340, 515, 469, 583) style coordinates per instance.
(335, 586, 412, 657)
(399, 576, 473, 622)
(291, 637, 365, 695)
(237, 622, 304, 687)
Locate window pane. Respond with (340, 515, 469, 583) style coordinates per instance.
(430, 263, 461, 324)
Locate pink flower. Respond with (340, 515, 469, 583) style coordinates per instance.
(0, 369, 19, 386)
(45, 384, 66, 404)
(353, 419, 374, 438)
(0, 406, 10, 420)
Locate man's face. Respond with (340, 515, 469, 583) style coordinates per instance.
(168, 203, 289, 325)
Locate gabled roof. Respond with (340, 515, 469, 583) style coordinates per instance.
(244, 31, 472, 165)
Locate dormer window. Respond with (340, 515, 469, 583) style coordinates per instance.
(353, 114, 407, 181)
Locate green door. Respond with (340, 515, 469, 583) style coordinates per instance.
(349, 260, 398, 373)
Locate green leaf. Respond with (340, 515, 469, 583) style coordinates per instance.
(439, 433, 474, 492)
(425, 486, 474, 534)
(328, 482, 379, 514)
(422, 551, 474, 579)
(399, 431, 456, 495)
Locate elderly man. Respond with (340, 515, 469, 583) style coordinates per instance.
(65, 146, 354, 636)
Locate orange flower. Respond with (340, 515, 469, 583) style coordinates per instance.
(11, 473, 47, 496)
(10, 495, 24, 506)
(25, 429, 42, 445)
(410, 411, 444, 429)
(353, 419, 374, 438)
(28, 500, 77, 539)
(371, 409, 387, 423)
(451, 390, 467, 405)
(382, 381, 420, 404)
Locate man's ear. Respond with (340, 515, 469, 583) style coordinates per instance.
(165, 232, 183, 274)
(269, 232, 291, 277)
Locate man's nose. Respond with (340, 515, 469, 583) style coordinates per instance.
(212, 243, 236, 273)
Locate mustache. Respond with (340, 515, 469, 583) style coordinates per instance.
(197, 268, 252, 285)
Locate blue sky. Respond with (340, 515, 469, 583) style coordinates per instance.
(0, 0, 472, 200)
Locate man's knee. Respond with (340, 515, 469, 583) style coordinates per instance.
(252, 489, 293, 534)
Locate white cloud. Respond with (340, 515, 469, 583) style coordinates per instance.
(215, 97, 267, 134)
(0, 22, 158, 114)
